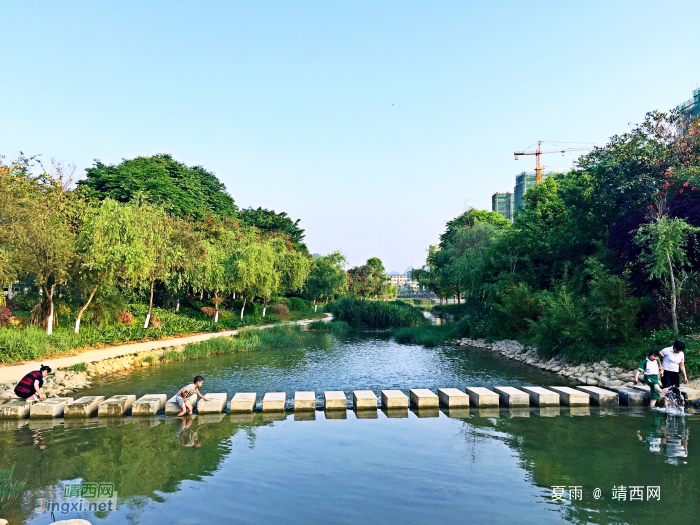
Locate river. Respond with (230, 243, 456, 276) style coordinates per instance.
(0, 332, 697, 524)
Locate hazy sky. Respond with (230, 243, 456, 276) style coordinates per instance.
(2, 2, 699, 272)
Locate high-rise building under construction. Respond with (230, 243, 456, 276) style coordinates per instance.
(491, 192, 514, 221)
(678, 88, 700, 121)
(514, 171, 550, 210)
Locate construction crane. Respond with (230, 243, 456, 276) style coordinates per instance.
(514, 141, 594, 184)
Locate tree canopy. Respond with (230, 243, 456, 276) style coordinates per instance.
(77, 154, 237, 220)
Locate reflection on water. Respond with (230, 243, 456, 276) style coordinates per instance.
(0, 409, 697, 525)
(2, 333, 698, 525)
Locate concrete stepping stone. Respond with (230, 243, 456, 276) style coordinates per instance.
(352, 390, 377, 409)
(381, 390, 408, 408)
(506, 408, 530, 418)
(437, 388, 470, 407)
(614, 387, 649, 406)
(522, 386, 560, 407)
(132, 394, 167, 416)
(262, 392, 286, 411)
(30, 397, 73, 418)
(324, 391, 347, 410)
(198, 393, 228, 414)
(65, 396, 105, 418)
(98, 395, 136, 417)
(0, 400, 31, 419)
(165, 394, 199, 415)
(465, 387, 499, 407)
(409, 389, 438, 408)
(493, 386, 530, 407)
(229, 393, 256, 412)
(550, 386, 590, 406)
(576, 386, 619, 406)
(294, 391, 316, 411)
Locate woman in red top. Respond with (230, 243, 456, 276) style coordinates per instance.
(14, 365, 52, 401)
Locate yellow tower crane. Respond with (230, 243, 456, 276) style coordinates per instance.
(514, 141, 594, 184)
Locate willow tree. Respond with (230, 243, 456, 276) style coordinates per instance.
(226, 230, 276, 319)
(0, 160, 78, 334)
(267, 236, 311, 316)
(134, 204, 180, 328)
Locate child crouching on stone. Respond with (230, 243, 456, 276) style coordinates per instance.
(634, 349, 667, 408)
(175, 375, 210, 417)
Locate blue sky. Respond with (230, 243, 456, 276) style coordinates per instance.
(1, 1, 699, 272)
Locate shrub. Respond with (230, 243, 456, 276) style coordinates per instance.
(307, 320, 349, 332)
(0, 308, 12, 328)
(394, 325, 455, 347)
(326, 297, 426, 329)
(118, 311, 133, 325)
(11, 292, 40, 312)
(200, 307, 216, 318)
(287, 297, 309, 311)
(271, 304, 290, 315)
(148, 313, 163, 328)
(66, 362, 88, 372)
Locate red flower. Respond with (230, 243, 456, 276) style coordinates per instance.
(680, 189, 684, 193)
(665, 172, 671, 176)
(693, 187, 697, 191)
(684, 182, 689, 187)
(663, 183, 670, 189)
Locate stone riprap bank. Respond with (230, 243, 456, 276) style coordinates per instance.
(458, 338, 640, 388)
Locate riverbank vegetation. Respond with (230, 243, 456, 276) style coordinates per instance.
(415, 109, 700, 368)
(326, 297, 426, 329)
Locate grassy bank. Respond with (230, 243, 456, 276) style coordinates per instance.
(325, 298, 426, 330)
(306, 320, 350, 332)
(154, 325, 309, 364)
(0, 305, 281, 363)
(393, 325, 456, 348)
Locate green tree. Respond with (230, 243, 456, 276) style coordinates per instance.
(73, 199, 151, 332)
(303, 251, 348, 309)
(77, 154, 237, 220)
(0, 161, 79, 334)
(239, 207, 307, 253)
(635, 210, 700, 334)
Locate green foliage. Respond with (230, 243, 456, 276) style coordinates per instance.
(393, 325, 455, 347)
(346, 257, 395, 300)
(287, 297, 310, 311)
(303, 251, 348, 303)
(0, 466, 26, 511)
(65, 362, 88, 372)
(307, 320, 349, 332)
(326, 297, 426, 329)
(77, 154, 237, 220)
(239, 207, 307, 252)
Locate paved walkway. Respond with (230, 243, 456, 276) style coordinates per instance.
(0, 316, 329, 384)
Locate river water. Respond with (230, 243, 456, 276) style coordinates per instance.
(1, 333, 698, 524)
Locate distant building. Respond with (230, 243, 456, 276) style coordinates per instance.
(388, 268, 420, 291)
(678, 88, 700, 121)
(514, 171, 552, 211)
(491, 192, 514, 221)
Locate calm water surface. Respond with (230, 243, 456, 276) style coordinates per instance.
(0, 333, 697, 525)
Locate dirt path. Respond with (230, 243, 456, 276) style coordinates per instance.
(0, 316, 329, 384)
